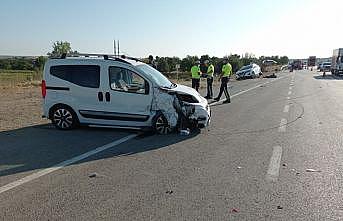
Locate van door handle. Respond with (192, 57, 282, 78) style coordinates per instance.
(98, 92, 103, 102)
(105, 92, 110, 102)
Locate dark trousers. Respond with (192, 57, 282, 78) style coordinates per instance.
(216, 77, 230, 101)
(206, 77, 213, 98)
(192, 78, 200, 91)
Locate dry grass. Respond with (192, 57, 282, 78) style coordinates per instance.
(0, 70, 42, 88)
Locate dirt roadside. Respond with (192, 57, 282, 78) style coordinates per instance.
(0, 86, 48, 132)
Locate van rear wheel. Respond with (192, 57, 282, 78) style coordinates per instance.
(153, 113, 172, 135)
(52, 106, 78, 130)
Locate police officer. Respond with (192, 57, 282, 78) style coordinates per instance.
(204, 60, 214, 99)
(191, 61, 201, 91)
(214, 58, 232, 103)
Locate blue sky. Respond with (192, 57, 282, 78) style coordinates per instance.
(0, 0, 341, 58)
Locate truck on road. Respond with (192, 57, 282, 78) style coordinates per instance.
(292, 60, 302, 70)
(331, 48, 343, 75)
(308, 56, 316, 67)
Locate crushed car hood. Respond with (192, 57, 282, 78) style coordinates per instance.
(168, 84, 206, 104)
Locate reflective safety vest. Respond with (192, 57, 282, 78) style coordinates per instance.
(222, 63, 232, 77)
(191, 65, 201, 79)
(207, 64, 214, 77)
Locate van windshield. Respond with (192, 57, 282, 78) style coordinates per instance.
(136, 64, 175, 88)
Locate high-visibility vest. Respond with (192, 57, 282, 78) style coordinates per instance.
(207, 64, 214, 77)
(222, 63, 232, 77)
(191, 65, 201, 79)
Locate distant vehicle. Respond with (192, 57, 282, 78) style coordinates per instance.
(262, 60, 277, 65)
(292, 60, 302, 70)
(280, 65, 289, 71)
(308, 56, 316, 67)
(236, 63, 261, 80)
(302, 61, 308, 69)
(331, 48, 343, 75)
(261, 59, 279, 72)
(42, 54, 210, 134)
(320, 62, 331, 72)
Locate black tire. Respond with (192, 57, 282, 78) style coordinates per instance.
(153, 113, 172, 135)
(51, 105, 78, 130)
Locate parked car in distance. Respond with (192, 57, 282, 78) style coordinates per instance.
(302, 61, 308, 69)
(331, 48, 343, 75)
(262, 60, 277, 65)
(42, 54, 210, 134)
(236, 63, 261, 80)
(320, 62, 331, 72)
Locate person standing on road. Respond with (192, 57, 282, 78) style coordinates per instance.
(214, 58, 232, 103)
(204, 60, 214, 99)
(148, 55, 157, 69)
(191, 61, 201, 91)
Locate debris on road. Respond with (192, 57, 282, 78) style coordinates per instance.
(180, 128, 190, 136)
(237, 166, 242, 169)
(166, 190, 173, 194)
(277, 206, 283, 209)
(306, 169, 321, 173)
(264, 73, 277, 78)
(282, 163, 287, 167)
(89, 173, 98, 178)
(230, 208, 239, 213)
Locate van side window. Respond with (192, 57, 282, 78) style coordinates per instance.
(109, 67, 148, 94)
(50, 65, 100, 88)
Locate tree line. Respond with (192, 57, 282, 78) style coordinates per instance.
(0, 56, 47, 71)
(0, 41, 288, 74)
(153, 54, 289, 74)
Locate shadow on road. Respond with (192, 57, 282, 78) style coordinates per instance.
(0, 124, 198, 178)
(314, 75, 343, 80)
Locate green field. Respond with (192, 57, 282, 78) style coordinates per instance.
(0, 70, 42, 87)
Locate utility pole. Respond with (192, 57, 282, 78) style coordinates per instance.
(117, 40, 120, 56)
(113, 39, 116, 56)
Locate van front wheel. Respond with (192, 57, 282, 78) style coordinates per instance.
(153, 113, 172, 135)
(52, 106, 78, 130)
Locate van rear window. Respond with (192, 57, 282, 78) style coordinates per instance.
(50, 65, 100, 88)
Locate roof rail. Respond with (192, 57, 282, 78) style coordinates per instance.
(56, 53, 134, 65)
(120, 55, 143, 62)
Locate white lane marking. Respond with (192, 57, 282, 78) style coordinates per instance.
(210, 76, 288, 106)
(288, 91, 292, 95)
(287, 96, 290, 100)
(283, 105, 290, 113)
(0, 134, 138, 194)
(289, 86, 292, 90)
(266, 146, 283, 182)
(278, 118, 287, 132)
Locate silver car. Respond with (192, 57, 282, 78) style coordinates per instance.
(236, 63, 261, 80)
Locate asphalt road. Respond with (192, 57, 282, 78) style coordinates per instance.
(1, 70, 343, 220)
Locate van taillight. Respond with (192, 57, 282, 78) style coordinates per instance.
(42, 80, 46, 98)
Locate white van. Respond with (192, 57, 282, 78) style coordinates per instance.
(42, 54, 210, 134)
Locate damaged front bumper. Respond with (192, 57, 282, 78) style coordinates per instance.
(190, 104, 211, 128)
(153, 85, 211, 132)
